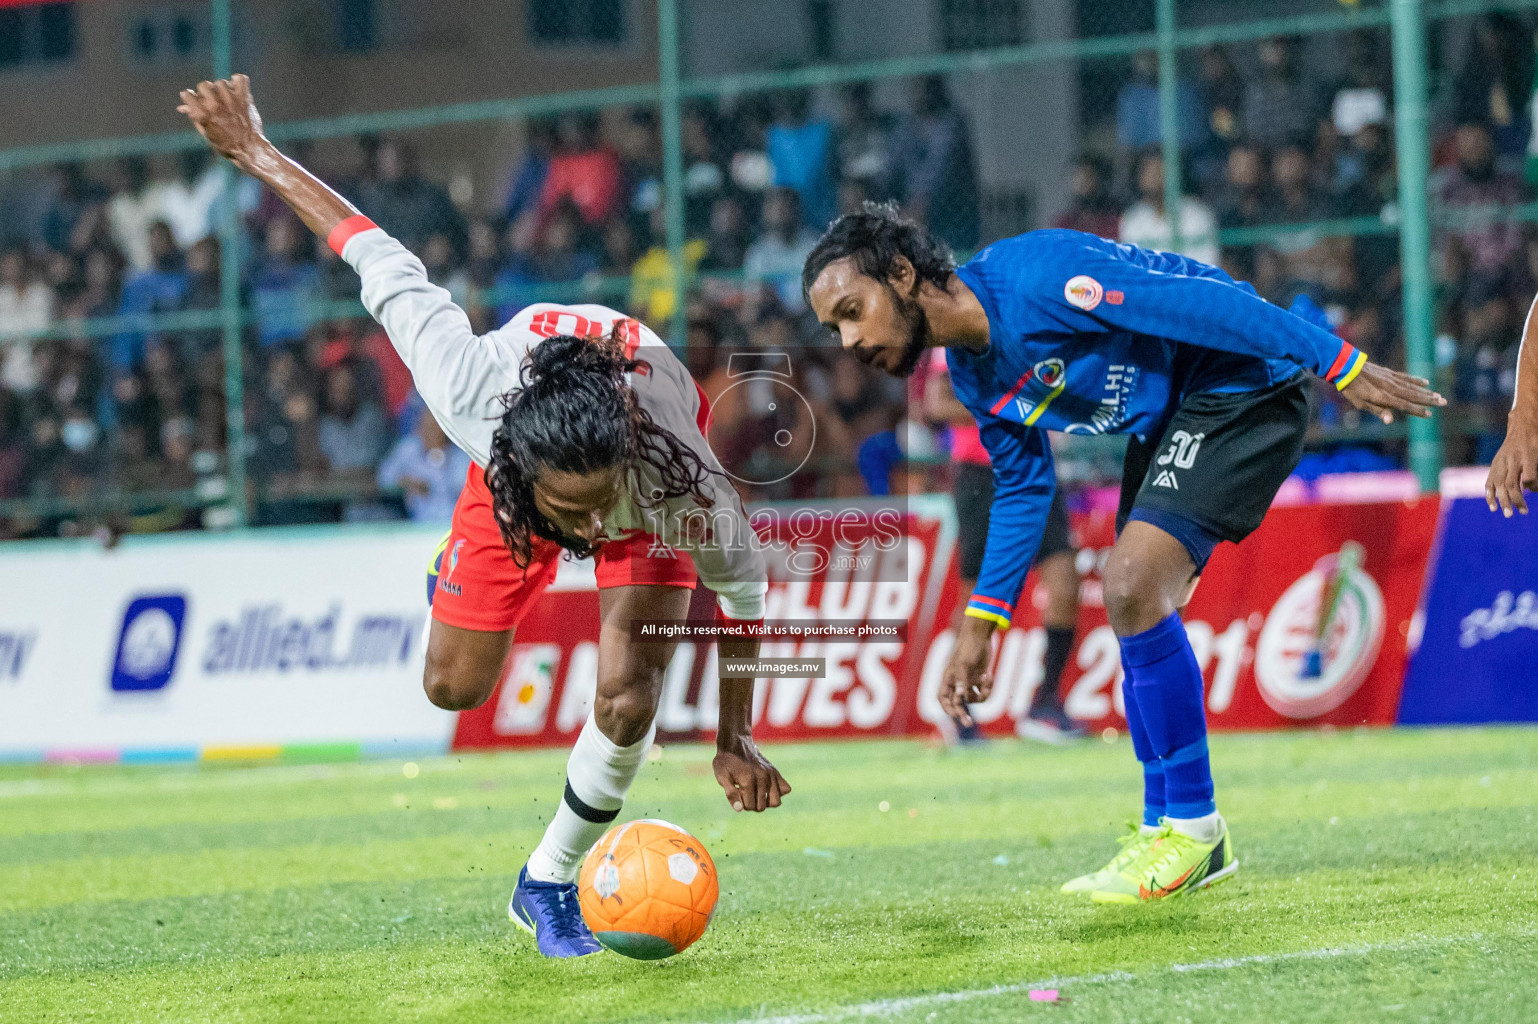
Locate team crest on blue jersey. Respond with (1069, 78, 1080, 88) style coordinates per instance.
(1008, 358, 1069, 426)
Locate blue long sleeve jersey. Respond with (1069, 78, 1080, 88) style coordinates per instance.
(949, 229, 1365, 630)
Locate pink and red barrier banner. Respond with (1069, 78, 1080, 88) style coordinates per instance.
(452, 496, 1441, 751)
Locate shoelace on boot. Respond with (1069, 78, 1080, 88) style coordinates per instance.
(526, 883, 589, 939)
(1127, 825, 1199, 879)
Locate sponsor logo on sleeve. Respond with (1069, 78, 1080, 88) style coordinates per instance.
(111, 594, 188, 692)
(1064, 275, 1104, 311)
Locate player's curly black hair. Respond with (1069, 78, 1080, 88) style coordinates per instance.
(485, 325, 717, 567)
(800, 200, 956, 302)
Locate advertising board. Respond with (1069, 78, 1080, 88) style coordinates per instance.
(1400, 497, 1538, 724)
(453, 496, 1440, 749)
(0, 526, 456, 759)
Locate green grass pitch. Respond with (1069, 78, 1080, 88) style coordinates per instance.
(4, 727, 1537, 1023)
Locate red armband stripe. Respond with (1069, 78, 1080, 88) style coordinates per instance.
(969, 594, 1014, 612)
(989, 366, 1039, 416)
(327, 215, 379, 256)
(1324, 341, 1357, 383)
(694, 381, 712, 433)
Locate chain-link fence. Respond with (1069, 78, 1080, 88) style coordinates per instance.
(1, 0, 1535, 538)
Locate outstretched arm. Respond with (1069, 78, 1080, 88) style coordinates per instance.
(178, 75, 357, 242)
(939, 418, 1054, 727)
(1030, 240, 1446, 425)
(1487, 294, 1538, 516)
(178, 74, 506, 467)
(713, 636, 792, 813)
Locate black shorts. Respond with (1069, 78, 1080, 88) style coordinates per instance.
(1115, 374, 1311, 567)
(954, 461, 1073, 583)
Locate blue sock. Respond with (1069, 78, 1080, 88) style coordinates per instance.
(1162, 738, 1216, 819)
(1120, 612, 1216, 819)
(1120, 670, 1165, 827)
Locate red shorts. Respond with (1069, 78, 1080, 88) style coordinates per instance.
(429, 464, 697, 632)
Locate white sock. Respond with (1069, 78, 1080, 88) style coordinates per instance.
(1139, 823, 1163, 836)
(1165, 811, 1224, 843)
(525, 716, 654, 884)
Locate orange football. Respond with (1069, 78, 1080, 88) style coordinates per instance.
(577, 819, 719, 959)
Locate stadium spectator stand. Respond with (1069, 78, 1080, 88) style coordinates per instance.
(0, 18, 1532, 537)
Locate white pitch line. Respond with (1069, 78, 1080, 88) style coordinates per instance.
(712, 933, 1479, 1024)
(0, 757, 475, 801)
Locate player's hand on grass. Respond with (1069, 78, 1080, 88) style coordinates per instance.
(1486, 415, 1538, 517)
(939, 617, 994, 728)
(176, 73, 270, 172)
(1338, 361, 1446, 425)
(712, 734, 791, 813)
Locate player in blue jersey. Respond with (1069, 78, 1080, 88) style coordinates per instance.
(803, 204, 1444, 903)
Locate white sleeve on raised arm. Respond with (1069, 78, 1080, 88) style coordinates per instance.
(340, 227, 514, 465)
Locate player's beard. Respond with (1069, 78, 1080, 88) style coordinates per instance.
(886, 285, 932, 378)
(530, 514, 599, 561)
(551, 533, 598, 560)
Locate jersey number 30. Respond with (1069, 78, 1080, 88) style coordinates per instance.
(1156, 430, 1205, 470)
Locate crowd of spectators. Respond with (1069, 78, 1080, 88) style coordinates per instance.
(0, 17, 1533, 537)
(1095, 22, 1536, 467)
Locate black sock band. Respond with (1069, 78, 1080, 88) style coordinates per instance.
(563, 780, 620, 824)
(1032, 626, 1077, 713)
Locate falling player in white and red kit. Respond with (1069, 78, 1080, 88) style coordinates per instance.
(179, 75, 789, 958)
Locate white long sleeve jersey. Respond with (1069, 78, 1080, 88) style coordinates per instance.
(341, 226, 767, 620)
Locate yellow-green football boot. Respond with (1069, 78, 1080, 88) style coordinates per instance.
(1060, 821, 1161, 895)
(1090, 820, 1237, 904)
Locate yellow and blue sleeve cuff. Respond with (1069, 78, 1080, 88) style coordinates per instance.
(965, 595, 1014, 630)
(1324, 341, 1367, 391)
(1334, 350, 1367, 390)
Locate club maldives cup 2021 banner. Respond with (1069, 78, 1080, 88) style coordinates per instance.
(453, 495, 1441, 750)
(0, 493, 1442, 761)
(451, 506, 954, 748)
